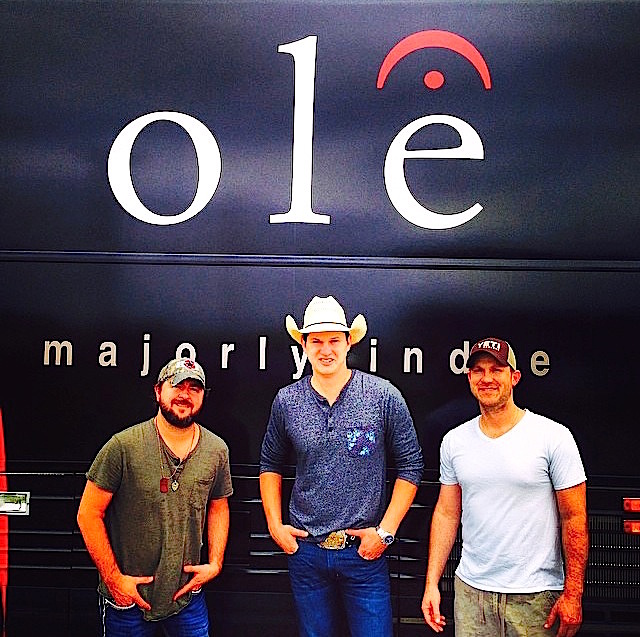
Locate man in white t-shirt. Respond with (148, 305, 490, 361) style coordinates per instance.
(422, 337, 588, 637)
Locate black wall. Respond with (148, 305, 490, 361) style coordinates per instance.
(2, 1, 640, 634)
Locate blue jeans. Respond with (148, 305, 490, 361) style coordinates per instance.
(288, 541, 393, 637)
(98, 590, 209, 637)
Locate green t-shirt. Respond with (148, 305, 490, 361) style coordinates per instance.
(87, 418, 233, 620)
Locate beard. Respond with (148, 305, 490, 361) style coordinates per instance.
(158, 397, 202, 429)
(472, 384, 511, 413)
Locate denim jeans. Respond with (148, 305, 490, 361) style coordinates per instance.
(454, 576, 560, 637)
(98, 589, 209, 637)
(288, 541, 393, 637)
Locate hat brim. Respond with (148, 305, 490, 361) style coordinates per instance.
(286, 314, 367, 345)
(169, 371, 206, 387)
(467, 349, 516, 371)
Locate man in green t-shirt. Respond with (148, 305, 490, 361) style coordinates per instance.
(77, 357, 233, 636)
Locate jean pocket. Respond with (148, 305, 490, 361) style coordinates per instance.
(103, 597, 136, 611)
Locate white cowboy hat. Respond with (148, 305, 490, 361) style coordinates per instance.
(285, 296, 367, 345)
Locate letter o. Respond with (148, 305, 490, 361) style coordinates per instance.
(176, 342, 197, 360)
(107, 111, 221, 225)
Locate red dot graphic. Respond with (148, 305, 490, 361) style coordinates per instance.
(424, 70, 445, 90)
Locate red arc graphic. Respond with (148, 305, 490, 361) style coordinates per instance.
(377, 30, 492, 90)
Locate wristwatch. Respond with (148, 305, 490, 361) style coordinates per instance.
(376, 526, 395, 545)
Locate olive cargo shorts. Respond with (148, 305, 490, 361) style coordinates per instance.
(454, 575, 561, 637)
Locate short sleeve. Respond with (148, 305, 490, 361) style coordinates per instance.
(86, 436, 124, 493)
(549, 426, 586, 491)
(210, 442, 233, 499)
(439, 433, 459, 486)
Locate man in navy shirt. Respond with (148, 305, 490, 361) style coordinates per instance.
(260, 296, 423, 637)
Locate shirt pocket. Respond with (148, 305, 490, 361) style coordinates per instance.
(188, 478, 212, 511)
(345, 425, 378, 458)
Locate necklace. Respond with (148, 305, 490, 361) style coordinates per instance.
(155, 418, 197, 493)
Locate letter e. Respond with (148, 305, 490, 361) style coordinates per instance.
(385, 115, 484, 229)
(531, 350, 550, 377)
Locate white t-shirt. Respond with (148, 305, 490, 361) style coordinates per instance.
(440, 409, 586, 593)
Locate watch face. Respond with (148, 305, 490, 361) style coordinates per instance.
(377, 528, 394, 545)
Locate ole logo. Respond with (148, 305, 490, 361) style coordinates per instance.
(377, 30, 492, 229)
(108, 30, 491, 230)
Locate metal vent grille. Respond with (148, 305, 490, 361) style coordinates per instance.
(586, 514, 640, 601)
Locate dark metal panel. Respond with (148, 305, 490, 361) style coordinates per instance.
(1, 2, 639, 259)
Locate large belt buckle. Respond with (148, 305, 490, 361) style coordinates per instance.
(319, 530, 347, 550)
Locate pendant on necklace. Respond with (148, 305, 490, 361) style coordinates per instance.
(171, 480, 179, 492)
(160, 477, 169, 493)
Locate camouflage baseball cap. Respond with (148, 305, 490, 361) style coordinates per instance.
(157, 358, 206, 387)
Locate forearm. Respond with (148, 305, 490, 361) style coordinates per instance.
(77, 511, 122, 587)
(425, 507, 459, 588)
(556, 482, 589, 600)
(421, 493, 460, 632)
(379, 478, 418, 534)
(259, 471, 284, 530)
(561, 509, 589, 599)
(424, 485, 462, 589)
(207, 498, 230, 569)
